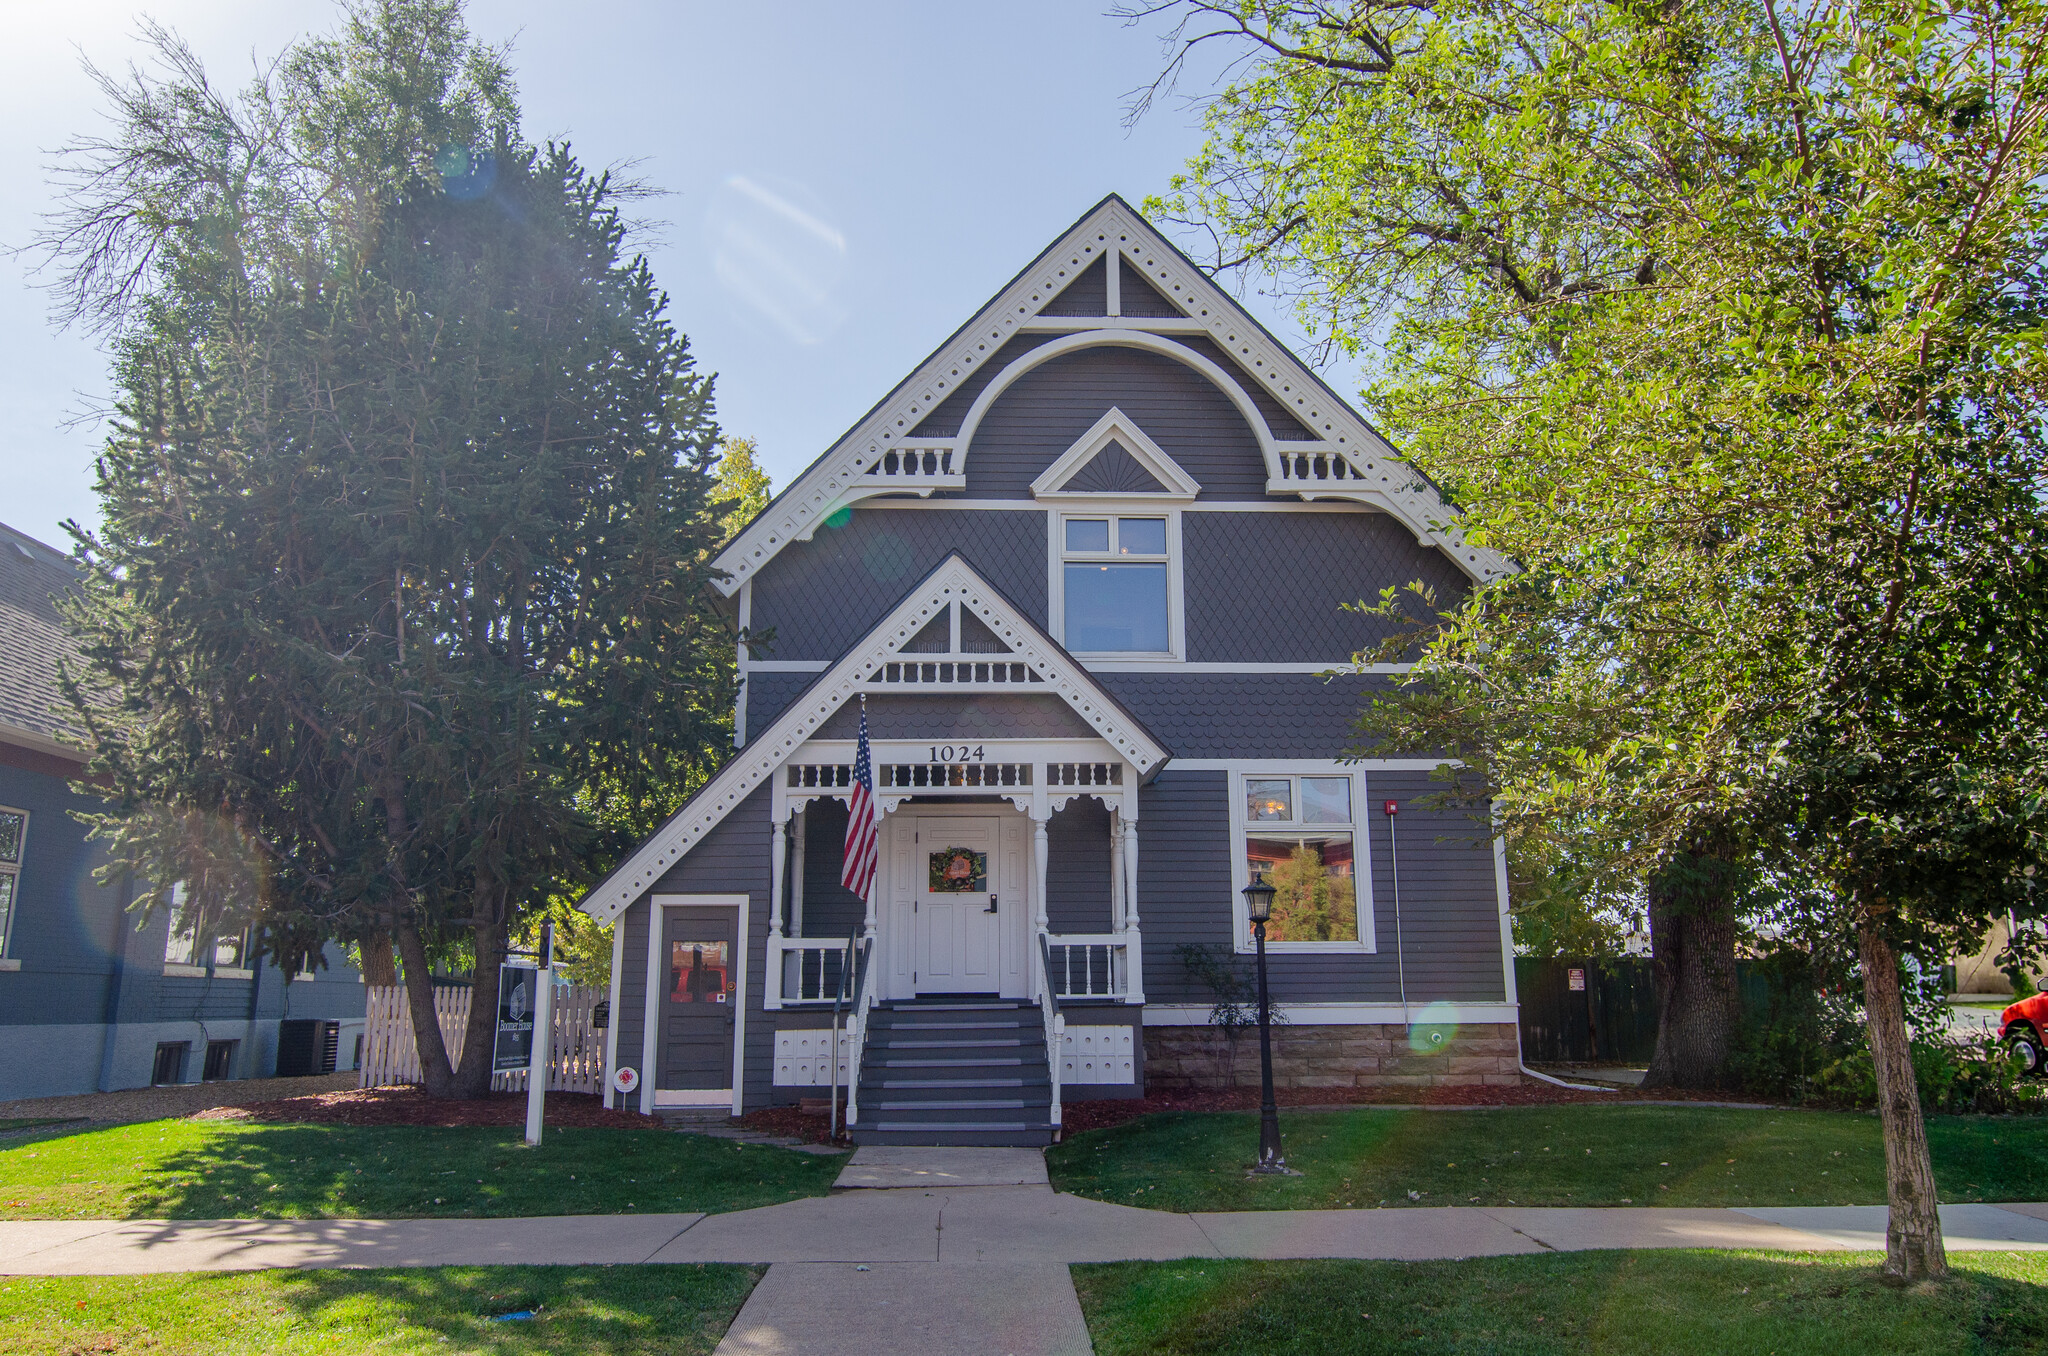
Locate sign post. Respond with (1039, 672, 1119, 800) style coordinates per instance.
(525, 922, 554, 1146)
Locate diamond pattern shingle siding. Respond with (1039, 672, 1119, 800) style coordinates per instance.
(749, 509, 1048, 660)
(1183, 512, 1470, 663)
(1064, 440, 1169, 495)
(1095, 671, 1395, 759)
(814, 694, 1096, 741)
(965, 347, 1269, 499)
(0, 526, 85, 745)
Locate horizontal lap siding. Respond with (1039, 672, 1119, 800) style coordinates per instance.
(798, 801, 866, 938)
(1137, 769, 1505, 1007)
(1046, 799, 1112, 933)
(645, 785, 776, 1111)
(964, 347, 1269, 500)
(749, 509, 1048, 661)
(910, 335, 1055, 437)
(1099, 673, 1393, 759)
(1183, 513, 1471, 664)
(1170, 335, 1314, 441)
(613, 897, 648, 1108)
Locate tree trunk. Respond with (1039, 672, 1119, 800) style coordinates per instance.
(1642, 848, 1740, 1089)
(1859, 919, 1948, 1281)
(448, 910, 508, 1099)
(394, 917, 458, 1098)
(359, 930, 397, 988)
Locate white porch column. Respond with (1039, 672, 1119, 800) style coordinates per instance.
(1109, 811, 1128, 932)
(769, 817, 788, 941)
(1032, 811, 1051, 935)
(789, 809, 807, 938)
(1122, 811, 1144, 1003)
(863, 805, 883, 945)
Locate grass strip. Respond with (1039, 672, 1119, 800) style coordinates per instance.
(1047, 1105, 2048, 1212)
(1074, 1251, 2048, 1356)
(0, 1121, 841, 1220)
(0, 1263, 760, 1356)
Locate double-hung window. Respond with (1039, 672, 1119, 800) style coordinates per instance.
(0, 805, 24, 963)
(1058, 515, 1174, 655)
(1231, 769, 1372, 951)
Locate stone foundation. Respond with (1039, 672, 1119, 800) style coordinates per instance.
(1142, 1022, 1524, 1091)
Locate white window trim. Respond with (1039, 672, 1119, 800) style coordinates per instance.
(1228, 765, 1377, 955)
(0, 802, 24, 963)
(1047, 506, 1185, 662)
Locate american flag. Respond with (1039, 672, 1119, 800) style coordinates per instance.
(841, 700, 879, 900)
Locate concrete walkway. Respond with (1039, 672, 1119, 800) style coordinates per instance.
(8, 1147, 2048, 1356)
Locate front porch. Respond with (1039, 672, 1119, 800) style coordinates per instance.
(759, 740, 1149, 1143)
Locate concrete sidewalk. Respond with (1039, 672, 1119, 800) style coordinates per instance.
(6, 1195, 2047, 1275)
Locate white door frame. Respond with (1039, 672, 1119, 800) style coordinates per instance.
(881, 802, 1032, 1000)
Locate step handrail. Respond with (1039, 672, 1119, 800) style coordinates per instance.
(841, 931, 876, 1132)
(827, 926, 861, 1138)
(1037, 930, 1066, 1139)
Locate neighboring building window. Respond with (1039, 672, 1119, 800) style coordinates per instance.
(0, 806, 23, 959)
(1231, 769, 1373, 951)
(1057, 514, 1176, 655)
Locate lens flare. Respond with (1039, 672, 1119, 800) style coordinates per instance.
(703, 174, 849, 346)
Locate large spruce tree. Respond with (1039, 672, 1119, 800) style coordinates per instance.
(44, 0, 734, 1097)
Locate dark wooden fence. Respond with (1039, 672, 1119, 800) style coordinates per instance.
(1515, 957, 1660, 1063)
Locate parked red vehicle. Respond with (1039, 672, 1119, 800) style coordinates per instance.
(2001, 993, 2048, 1074)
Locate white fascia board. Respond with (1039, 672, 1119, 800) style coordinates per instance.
(578, 555, 1168, 924)
(1031, 406, 1201, 499)
(711, 196, 1510, 594)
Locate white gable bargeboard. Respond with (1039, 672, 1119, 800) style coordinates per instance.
(711, 195, 1511, 592)
(577, 554, 1167, 924)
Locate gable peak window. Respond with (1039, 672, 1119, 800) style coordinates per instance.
(1058, 514, 1178, 656)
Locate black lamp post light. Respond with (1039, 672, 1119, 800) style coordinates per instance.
(1240, 877, 1295, 1175)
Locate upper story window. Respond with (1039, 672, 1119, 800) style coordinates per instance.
(0, 806, 24, 960)
(1230, 768, 1372, 951)
(1057, 514, 1179, 656)
(163, 880, 254, 977)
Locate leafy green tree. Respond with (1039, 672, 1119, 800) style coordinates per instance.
(1142, 0, 2048, 1277)
(713, 435, 773, 544)
(45, 0, 734, 1097)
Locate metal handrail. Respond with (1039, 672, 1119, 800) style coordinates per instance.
(1037, 930, 1066, 1139)
(828, 926, 860, 1138)
(842, 933, 876, 1131)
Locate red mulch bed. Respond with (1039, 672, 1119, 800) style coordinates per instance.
(738, 1102, 846, 1146)
(192, 1085, 663, 1130)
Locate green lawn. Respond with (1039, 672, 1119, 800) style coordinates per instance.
(0, 1264, 760, 1355)
(1074, 1252, 2048, 1356)
(1047, 1106, 2048, 1212)
(0, 1121, 841, 1220)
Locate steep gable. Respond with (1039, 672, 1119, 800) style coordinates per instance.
(712, 196, 1510, 594)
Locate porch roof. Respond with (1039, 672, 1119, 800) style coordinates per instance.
(577, 552, 1169, 924)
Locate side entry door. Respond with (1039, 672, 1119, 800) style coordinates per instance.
(660, 905, 738, 1097)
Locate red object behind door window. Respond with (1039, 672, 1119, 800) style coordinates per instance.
(670, 941, 731, 1003)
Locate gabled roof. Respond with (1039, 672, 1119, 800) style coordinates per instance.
(712, 194, 1511, 592)
(578, 552, 1170, 924)
(0, 521, 87, 760)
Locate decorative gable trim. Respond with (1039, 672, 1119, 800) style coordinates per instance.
(577, 554, 1169, 925)
(1031, 408, 1200, 500)
(710, 196, 1511, 593)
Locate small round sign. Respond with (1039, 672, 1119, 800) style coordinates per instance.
(611, 1066, 640, 1095)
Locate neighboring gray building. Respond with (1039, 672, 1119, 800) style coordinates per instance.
(0, 522, 365, 1101)
(579, 197, 1524, 1145)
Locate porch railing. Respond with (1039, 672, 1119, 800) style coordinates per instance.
(832, 929, 875, 1138)
(1043, 934, 1133, 1000)
(1036, 932, 1066, 1139)
(766, 936, 852, 1009)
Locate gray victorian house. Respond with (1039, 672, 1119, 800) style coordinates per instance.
(581, 197, 1524, 1144)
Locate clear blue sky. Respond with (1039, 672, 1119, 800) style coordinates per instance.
(0, 1, 1326, 547)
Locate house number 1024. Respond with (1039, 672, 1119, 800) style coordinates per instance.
(929, 745, 985, 763)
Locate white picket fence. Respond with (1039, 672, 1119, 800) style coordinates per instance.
(358, 983, 606, 1094)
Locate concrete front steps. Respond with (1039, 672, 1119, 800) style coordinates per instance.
(848, 997, 1056, 1147)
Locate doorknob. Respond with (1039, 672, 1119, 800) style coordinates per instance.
(985, 894, 999, 914)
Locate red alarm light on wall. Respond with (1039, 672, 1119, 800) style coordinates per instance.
(1383, 800, 1399, 817)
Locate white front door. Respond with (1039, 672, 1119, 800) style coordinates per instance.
(913, 816, 1002, 994)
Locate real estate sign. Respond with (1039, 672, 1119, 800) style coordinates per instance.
(494, 963, 538, 1072)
